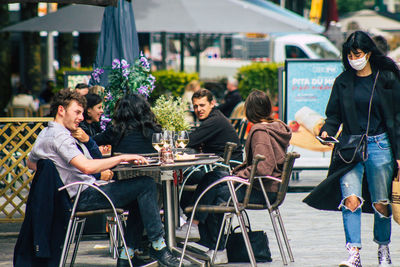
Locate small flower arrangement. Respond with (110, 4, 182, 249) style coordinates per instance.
(92, 52, 155, 117)
(152, 95, 190, 132)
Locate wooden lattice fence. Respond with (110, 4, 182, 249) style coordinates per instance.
(0, 118, 52, 222)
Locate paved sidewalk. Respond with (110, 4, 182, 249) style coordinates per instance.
(1, 192, 400, 266)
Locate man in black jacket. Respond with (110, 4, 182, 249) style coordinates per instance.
(188, 88, 242, 162)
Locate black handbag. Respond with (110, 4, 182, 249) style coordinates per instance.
(336, 71, 379, 164)
(225, 211, 272, 262)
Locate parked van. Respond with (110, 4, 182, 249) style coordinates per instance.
(232, 33, 340, 62)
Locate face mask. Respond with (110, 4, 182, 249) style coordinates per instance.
(348, 54, 368, 71)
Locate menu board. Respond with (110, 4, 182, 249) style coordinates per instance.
(285, 59, 342, 153)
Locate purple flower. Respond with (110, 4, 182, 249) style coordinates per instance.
(121, 59, 130, 69)
(112, 59, 121, 69)
(92, 68, 104, 83)
(100, 115, 111, 131)
(122, 68, 130, 78)
(139, 53, 150, 70)
(138, 85, 149, 97)
(106, 91, 113, 101)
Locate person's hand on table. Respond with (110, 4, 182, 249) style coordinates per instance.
(100, 169, 114, 181)
(71, 127, 89, 143)
(121, 154, 149, 165)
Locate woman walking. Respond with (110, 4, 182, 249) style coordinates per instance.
(304, 31, 400, 267)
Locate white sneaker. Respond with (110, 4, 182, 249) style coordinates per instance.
(339, 244, 361, 267)
(206, 249, 228, 265)
(175, 222, 200, 241)
(378, 244, 392, 266)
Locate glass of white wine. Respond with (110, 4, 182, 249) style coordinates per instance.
(162, 130, 174, 149)
(175, 130, 189, 149)
(152, 133, 163, 162)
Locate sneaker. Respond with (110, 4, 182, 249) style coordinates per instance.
(339, 244, 361, 267)
(206, 249, 228, 265)
(149, 246, 181, 267)
(378, 244, 392, 266)
(175, 222, 200, 241)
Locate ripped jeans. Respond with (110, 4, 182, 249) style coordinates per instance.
(339, 132, 394, 248)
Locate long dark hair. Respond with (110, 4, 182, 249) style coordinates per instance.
(245, 90, 274, 123)
(342, 31, 400, 79)
(112, 93, 161, 138)
(84, 93, 102, 121)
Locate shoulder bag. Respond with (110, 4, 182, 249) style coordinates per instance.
(336, 71, 379, 164)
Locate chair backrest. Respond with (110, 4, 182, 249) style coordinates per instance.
(39, 104, 51, 117)
(222, 142, 238, 165)
(8, 106, 33, 117)
(229, 101, 245, 119)
(271, 152, 300, 210)
(242, 154, 265, 207)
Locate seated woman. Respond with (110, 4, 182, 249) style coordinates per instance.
(176, 90, 292, 263)
(94, 93, 161, 155)
(80, 93, 104, 137)
(93, 93, 163, 261)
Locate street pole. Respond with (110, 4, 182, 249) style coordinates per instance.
(46, 3, 55, 81)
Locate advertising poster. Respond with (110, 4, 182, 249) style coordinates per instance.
(285, 59, 342, 154)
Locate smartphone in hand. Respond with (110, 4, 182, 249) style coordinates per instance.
(316, 136, 339, 144)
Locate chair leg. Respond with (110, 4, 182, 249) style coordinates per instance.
(226, 181, 256, 267)
(70, 218, 86, 266)
(269, 210, 288, 265)
(276, 209, 294, 262)
(59, 217, 78, 267)
(211, 213, 230, 264)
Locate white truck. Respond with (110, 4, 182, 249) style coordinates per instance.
(231, 33, 340, 62)
(182, 33, 341, 79)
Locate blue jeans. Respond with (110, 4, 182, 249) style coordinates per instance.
(339, 132, 394, 248)
(76, 176, 164, 248)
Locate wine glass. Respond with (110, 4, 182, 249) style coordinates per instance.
(162, 130, 174, 149)
(175, 131, 189, 150)
(152, 133, 163, 162)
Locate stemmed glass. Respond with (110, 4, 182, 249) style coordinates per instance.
(175, 131, 189, 150)
(152, 133, 163, 162)
(162, 130, 174, 149)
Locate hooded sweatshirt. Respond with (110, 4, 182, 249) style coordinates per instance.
(234, 121, 292, 192)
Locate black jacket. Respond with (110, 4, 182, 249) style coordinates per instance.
(94, 127, 157, 154)
(79, 120, 102, 137)
(303, 69, 400, 213)
(188, 108, 242, 162)
(14, 160, 71, 267)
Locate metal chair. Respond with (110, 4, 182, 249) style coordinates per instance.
(178, 142, 238, 200)
(179, 154, 266, 267)
(7, 106, 33, 117)
(224, 152, 300, 265)
(58, 182, 133, 267)
(248, 152, 300, 265)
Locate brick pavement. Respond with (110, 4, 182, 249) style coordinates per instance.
(1, 192, 400, 266)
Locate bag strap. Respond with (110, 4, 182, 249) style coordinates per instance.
(230, 210, 252, 233)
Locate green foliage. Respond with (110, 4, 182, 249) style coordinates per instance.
(236, 62, 282, 99)
(337, 0, 367, 14)
(151, 70, 199, 101)
(92, 56, 155, 117)
(152, 95, 190, 131)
